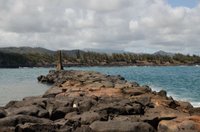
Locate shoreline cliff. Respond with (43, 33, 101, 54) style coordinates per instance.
(0, 70, 200, 131)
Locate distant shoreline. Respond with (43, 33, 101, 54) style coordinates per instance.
(0, 63, 199, 68)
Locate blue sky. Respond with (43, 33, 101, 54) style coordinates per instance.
(167, 0, 199, 8)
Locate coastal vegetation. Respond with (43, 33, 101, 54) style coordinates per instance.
(1, 47, 200, 68)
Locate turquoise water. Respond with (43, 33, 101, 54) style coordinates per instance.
(0, 68, 52, 106)
(0, 66, 200, 107)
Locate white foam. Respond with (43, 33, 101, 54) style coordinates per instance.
(191, 102, 200, 107)
(149, 85, 200, 107)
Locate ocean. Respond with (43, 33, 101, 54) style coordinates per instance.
(0, 66, 200, 107)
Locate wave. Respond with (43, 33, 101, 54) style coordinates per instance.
(149, 85, 200, 107)
(191, 102, 200, 107)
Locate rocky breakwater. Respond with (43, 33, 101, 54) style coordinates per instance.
(1, 70, 200, 132)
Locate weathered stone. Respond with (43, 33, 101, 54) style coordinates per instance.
(4, 100, 18, 109)
(80, 112, 101, 124)
(101, 81, 114, 88)
(94, 101, 144, 116)
(65, 112, 81, 122)
(43, 87, 63, 98)
(0, 108, 6, 118)
(189, 107, 200, 116)
(87, 82, 104, 89)
(0, 115, 51, 127)
(58, 125, 72, 132)
(158, 116, 200, 132)
(78, 99, 96, 112)
(157, 90, 167, 97)
(51, 106, 73, 120)
(122, 88, 145, 96)
(90, 121, 155, 132)
(144, 106, 189, 120)
(37, 109, 49, 118)
(5, 97, 47, 109)
(141, 85, 152, 92)
(16, 123, 59, 132)
(0, 127, 15, 132)
(5, 105, 40, 116)
(131, 96, 152, 107)
(178, 101, 193, 110)
(74, 125, 92, 132)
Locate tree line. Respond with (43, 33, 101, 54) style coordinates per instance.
(1, 50, 200, 68)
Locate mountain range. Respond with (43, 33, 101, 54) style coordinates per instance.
(0, 46, 174, 56)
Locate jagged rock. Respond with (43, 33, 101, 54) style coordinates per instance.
(144, 106, 189, 120)
(93, 101, 144, 117)
(189, 107, 200, 116)
(51, 106, 73, 120)
(122, 87, 145, 96)
(101, 81, 114, 88)
(4, 100, 19, 109)
(178, 101, 193, 110)
(6, 105, 42, 117)
(0, 108, 6, 118)
(5, 97, 47, 109)
(80, 112, 101, 124)
(37, 109, 49, 118)
(141, 85, 152, 92)
(90, 121, 155, 132)
(74, 125, 92, 132)
(158, 116, 200, 132)
(43, 87, 63, 98)
(78, 98, 97, 112)
(44, 99, 75, 120)
(65, 112, 81, 122)
(157, 90, 167, 97)
(58, 125, 72, 132)
(130, 95, 152, 107)
(15, 123, 59, 132)
(64, 111, 101, 125)
(0, 127, 15, 132)
(0, 115, 51, 127)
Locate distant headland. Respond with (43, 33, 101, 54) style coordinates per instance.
(0, 46, 200, 68)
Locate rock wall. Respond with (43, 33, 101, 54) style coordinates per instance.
(0, 70, 200, 132)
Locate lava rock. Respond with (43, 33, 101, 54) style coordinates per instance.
(90, 121, 155, 132)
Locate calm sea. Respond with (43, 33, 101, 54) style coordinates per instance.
(0, 66, 200, 107)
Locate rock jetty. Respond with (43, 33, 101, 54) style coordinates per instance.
(1, 70, 200, 132)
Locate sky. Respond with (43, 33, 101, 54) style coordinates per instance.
(0, 0, 200, 54)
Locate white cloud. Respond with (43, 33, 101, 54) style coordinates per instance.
(0, 0, 200, 54)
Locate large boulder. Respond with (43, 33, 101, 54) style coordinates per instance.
(50, 106, 73, 120)
(0, 127, 15, 132)
(158, 116, 200, 132)
(0, 108, 6, 118)
(189, 107, 200, 116)
(74, 125, 92, 132)
(90, 121, 155, 132)
(43, 87, 63, 98)
(157, 90, 167, 97)
(80, 111, 101, 124)
(4, 97, 47, 109)
(5, 105, 43, 117)
(93, 101, 144, 116)
(0, 115, 52, 127)
(16, 123, 59, 132)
